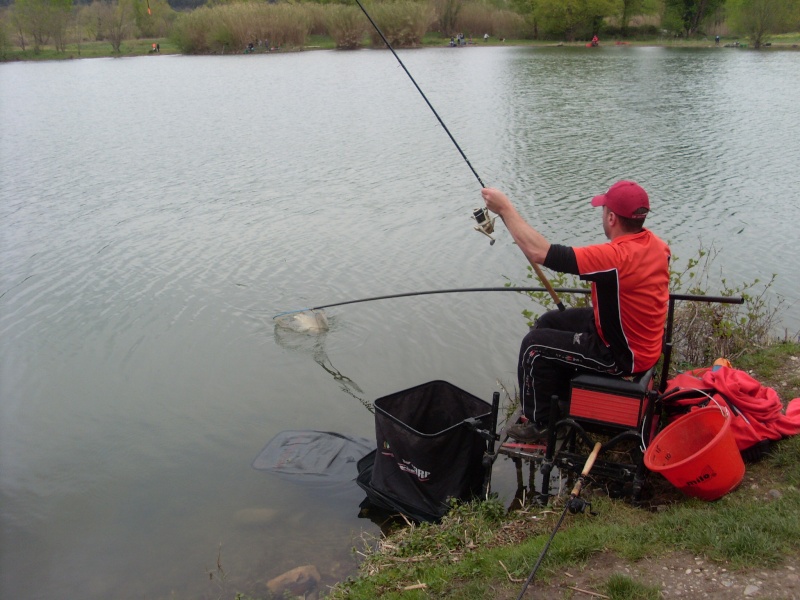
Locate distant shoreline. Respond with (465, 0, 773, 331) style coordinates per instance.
(3, 34, 799, 63)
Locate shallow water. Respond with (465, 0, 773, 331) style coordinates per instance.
(1, 46, 799, 599)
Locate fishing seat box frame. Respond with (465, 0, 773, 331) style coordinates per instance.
(534, 367, 657, 504)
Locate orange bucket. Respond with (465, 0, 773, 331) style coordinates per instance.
(644, 405, 744, 501)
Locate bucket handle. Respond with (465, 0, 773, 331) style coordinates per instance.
(641, 388, 728, 452)
(692, 389, 730, 419)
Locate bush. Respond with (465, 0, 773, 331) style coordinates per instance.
(324, 4, 367, 49)
(303, 2, 329, 36)
(668, 245, 781, 368)
(491, 9, 526, 39)
(456, 2, 492, 38)
(367, 0, 435, 48)
(171, 6, 215, 53)
(171, 1, 310, 53)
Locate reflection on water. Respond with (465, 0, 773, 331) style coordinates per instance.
(1, 47, 799, 599)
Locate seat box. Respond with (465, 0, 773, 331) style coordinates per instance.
(568, 368, 655, 428)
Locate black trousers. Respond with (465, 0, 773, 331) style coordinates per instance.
(518, 307, 622, 424)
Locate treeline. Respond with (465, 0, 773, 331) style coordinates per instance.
(0, 0, 205, 9)
(2, 0, 799, 56)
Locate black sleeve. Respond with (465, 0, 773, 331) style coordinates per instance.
(543, 244, 579, 274)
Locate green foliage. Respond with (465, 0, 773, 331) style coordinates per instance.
(510, 267, 591, 327)
(170, 5, 212, 52)
(134, 0, 175, 38)
(532, 0, 619, 40)
(727, 0, 794, 47)
(663, 0, 725, 36)
(668, 244, 782, 369)
(104, 0, 136, 52)
(616, 0, 659, 35)
(12, 0, 72, 51)
(0, 9, 10, 56)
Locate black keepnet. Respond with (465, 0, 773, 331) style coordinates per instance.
(366, 380, 492, 521)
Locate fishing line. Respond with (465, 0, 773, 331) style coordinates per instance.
(353, 0, 484, 189)
(350, 0, 566, 307)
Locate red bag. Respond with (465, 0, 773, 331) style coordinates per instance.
(662, 366, 800, 461)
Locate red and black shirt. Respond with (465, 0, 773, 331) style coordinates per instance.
(544, 229, 671, 373)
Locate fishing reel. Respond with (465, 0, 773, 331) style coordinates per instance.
(567, 496, 596, 515)
(472, 207, 497, 245)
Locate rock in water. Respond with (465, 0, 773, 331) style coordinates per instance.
(233, 507, 278, 525)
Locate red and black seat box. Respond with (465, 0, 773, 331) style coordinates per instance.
(568, 367, 655, 429)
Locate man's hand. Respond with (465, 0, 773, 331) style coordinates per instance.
(480, 187, 551, 265)
(481, 187, 514, 217)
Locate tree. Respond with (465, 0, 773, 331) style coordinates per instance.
(12, 0, 72, 52)
(7, 4, 28, 49)
(663, 0, 725, 36)
(133, 0, 174, 38)
(0, 11, 11, 56)
(618, 0, 658, 35)
(727, 0, 793, 48)
(99, 0, 135, 52)
(535, 0, 618, 41)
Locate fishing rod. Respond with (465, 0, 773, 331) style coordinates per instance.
(351, 0, 564, 309)
(516, 442, 602, 599)
(353, 0, 483, 189)
(273, 286, 588, 320)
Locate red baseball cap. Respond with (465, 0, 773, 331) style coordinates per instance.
(591, 180, 650, 219)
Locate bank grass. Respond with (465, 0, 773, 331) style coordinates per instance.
(327, 342, 800, 599)
(604, 574, 661, 600)
(329, 440, 800, 598)
(1, 37, 178, 60)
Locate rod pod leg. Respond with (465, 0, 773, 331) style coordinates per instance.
(538, 395, 561, 504)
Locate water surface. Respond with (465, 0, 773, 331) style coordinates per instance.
(1, 46, 799, 599)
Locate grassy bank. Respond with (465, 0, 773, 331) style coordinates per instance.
(1, 38, 181, 61)
(326, 341, 800, 599)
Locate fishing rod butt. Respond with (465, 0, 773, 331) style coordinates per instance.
(570, 442, 602, 497)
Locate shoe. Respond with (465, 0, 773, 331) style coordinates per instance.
(507, 421, 548, 442)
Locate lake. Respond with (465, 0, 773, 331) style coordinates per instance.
(1, 45, 799, 599)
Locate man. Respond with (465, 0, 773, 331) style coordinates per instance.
(481, 181, 671, 441)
